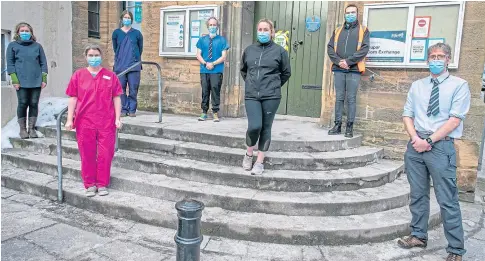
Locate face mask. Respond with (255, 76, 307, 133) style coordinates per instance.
(257, 32, 271, 44)
(208, 26, 218, 34)
(87, 56, 102, 67)
(19, 32, 31, 41)
(345, 13, 357, 23)
(429, 60, 446, 75)
(123, 18, 132, 26)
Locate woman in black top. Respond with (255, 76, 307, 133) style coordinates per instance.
(240, 18, 291, 175)
(7, 22, 48, 139)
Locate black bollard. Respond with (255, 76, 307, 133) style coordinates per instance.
(174, 199, 205, 261)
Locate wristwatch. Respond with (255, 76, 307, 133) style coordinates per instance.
(425, 137, 434, 146)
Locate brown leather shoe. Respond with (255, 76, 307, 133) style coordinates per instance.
(397, 235, 427, 249)
(446, 253, 462, 261)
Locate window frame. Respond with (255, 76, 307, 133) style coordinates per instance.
(1, 30, 11, 83)
(159, 5, 219, 57)
(88, 1, 101, 39)
(363, 1, 465, 69)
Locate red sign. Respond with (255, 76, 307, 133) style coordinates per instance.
(412, 16, 431, 38)
(418, 19, 427, 27)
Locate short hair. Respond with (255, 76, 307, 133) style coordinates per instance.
(257, 18, 275, 32)
(345, 4, 359, 12)
(428, 43, 452, 59)
(206, 17, 219, 27)
(120, 10, 134, 21)
(13, 22, 37, 41)
(84, 44, 103, 56)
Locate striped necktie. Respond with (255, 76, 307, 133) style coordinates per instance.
(427, 78, 440, 117)
(208, 38, 213, 60)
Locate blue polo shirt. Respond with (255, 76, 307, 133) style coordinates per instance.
(196, 35, 230, 74)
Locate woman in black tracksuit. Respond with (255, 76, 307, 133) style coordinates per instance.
(240, 18, 291, 175)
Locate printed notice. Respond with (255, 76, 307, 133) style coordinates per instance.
(198, 10, 213, 21)
(410, 39, 427, 61)
(191, 20, 201, 37)
(413, 16, 431, 38)
(166, 14, 185, 48)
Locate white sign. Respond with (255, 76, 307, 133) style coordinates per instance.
(413, 16, 431, 38)
(191, 20, 201, 37)
(198, 10, 213, 21)
(367, 31, 406, 63)
(428, 38, 445, 48)
(190, 38, 199, 53)
(410, 39, 427, 61)
(166, 14, 185, 48)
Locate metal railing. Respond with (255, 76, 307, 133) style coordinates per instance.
(55, 61, 162, 202)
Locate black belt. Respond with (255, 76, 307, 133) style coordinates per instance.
(416, 132, 454, 141)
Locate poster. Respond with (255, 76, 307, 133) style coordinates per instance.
(413, 16, 431, 38)
(191, 20, 201, 37)
(427, 38, 445, 47)
(367, 31, 406, 63)
(166, 14, 185, 48)
(410, 39, 428, 61)
(198, 10, 213, 21)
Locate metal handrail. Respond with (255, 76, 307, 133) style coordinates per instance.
(55, 61, 163, 202)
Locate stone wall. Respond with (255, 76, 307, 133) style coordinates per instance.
(320, 1, 485, 201)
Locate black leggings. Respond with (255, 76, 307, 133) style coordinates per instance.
(245, 99, 281, 152)
(16, 87, 41, 119)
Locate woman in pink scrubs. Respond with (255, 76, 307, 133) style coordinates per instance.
(65, 44, 123, 197)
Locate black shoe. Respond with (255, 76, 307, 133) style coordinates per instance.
(345, 122, 354, 138)
(328, 121, 342, 135)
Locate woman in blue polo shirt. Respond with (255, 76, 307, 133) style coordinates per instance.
(112, 10, 143, 117)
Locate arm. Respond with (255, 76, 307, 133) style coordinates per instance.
(402, 85, 418, 140)
(429, 82, 471, 142)
(346, 28, 370, 66)
(196, 48, 206, 65)
(114, 96, 121, 121)
(326, 30, 343, 65)
(212, 50, 227, 66)
(6, 43, 16, 75)
(138, 31, 143, 56)
(39, 45, 48, 86)
(240, 50, 247, 81)
(112, 30, 118, 53)
(65, 97, 78, 131)
(279, 49, 291, 86)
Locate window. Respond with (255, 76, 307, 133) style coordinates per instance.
(88, 1, 100, 38)
(363, 1, 465, 69)
(1, 30, 11, 82)
(159, 5, 219, 57)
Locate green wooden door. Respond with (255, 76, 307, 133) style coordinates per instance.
(254, 1, 328, 117)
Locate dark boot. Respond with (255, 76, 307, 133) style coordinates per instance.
(18, 117, 29, 139)
(328, 121, 342, 135)
(28, 117, 38, 138)
(345, 122, 354, 138)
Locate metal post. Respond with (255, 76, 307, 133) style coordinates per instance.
(174, 199, 205, 261)
(115, 129, 119, 152)
(56, 107, 68, 202)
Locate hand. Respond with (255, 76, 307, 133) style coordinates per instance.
(412, 138, 431, 153)
(115, 119, 123, 129)
(13, 84, 20, 90)
(339, 60, 349, 70)
(206, 62, 214, 70)
(41, 82, 47, 89)
(65, 119, 74, 131)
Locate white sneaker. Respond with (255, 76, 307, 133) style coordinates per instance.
(97, 187, 109, 196)
(86, 186, 97, 197)
(242, 154, 253, 170)
(251, 162, 264, 175)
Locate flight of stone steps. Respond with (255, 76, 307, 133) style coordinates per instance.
(1, 113, 440, 245)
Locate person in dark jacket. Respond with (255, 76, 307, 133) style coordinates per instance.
(112, 10, 143, 117)
(6, 22, 48, 139)
(240, 18, 291, 175)
(326, 4, 370, 138)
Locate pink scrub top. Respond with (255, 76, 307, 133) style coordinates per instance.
(66, 68, 123, 130)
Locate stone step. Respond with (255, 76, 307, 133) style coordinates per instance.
(1, 165, 441, 245)
(8, 137, 403, 192)
(33, 129, 383, 171)
(2, 150, 410, 216)
(53, 113, 363, 152)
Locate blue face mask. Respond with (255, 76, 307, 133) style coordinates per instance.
(19, 32, 31, 41)
(87, 56, 102, 67)
(345, 13, 357, 23)
(429, 60, 446, 75)
(208, 26, 218, 34)
(257, 32, 271, 44)
(122, 18, 132, 26)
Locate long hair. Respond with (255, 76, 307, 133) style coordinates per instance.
(120, 10, 134, 22)
(13, 22, 37, 41)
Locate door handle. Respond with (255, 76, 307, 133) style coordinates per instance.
(292, 40, 304, 51)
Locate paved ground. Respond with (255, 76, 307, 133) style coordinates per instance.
(2, 188, 484, 261)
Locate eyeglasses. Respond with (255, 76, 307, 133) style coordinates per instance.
(428, 54, 447, 60)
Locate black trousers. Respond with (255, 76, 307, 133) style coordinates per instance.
(16, 87, 41, 118)
(245, 98, 281, 152)
(200, 73, 223, 113)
